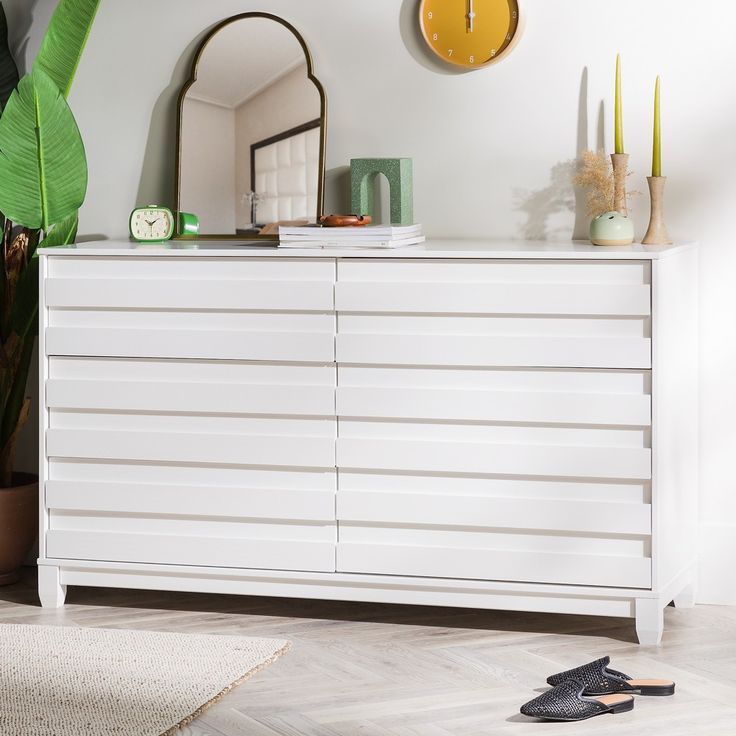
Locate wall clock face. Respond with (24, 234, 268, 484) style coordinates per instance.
(419, 0, 521, 69)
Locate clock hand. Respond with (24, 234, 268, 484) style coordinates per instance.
(468, 0, 475, 32)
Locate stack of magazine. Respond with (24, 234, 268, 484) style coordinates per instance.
(278, 223, 425, 249)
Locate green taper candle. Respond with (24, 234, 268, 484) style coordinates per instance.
(615, 54, 624, 154)
(653, 76, 662, 177)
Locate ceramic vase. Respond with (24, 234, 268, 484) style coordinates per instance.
(642, 176, 672, 245)
(610, 153, 629, 215)
(590, 211, 635, 246)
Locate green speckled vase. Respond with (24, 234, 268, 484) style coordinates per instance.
(590, 211, 635, 246)
(350, 158, 414, 225)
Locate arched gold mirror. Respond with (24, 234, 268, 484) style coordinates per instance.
(175, 13, 327, 239)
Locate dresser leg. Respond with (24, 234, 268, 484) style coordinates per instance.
(38, 565, 66, 608)
(635, 598, 664, 646)
(672, 580, 696, 609)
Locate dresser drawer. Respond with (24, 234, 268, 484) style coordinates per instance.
(335, 363, 652, 589)
(46, 468, 336, 573)
(45, 354, 338, 573)
(46, 357, 336, 468)
(336, 260, 651, 369)
(336, 260, 651, 315)
(47, 357, 336, 417)
(337, 367, 651, 426)
(337, 539, 651, 589)
(46, 255, 335, 307)
(337, 470, 652, 589)
(46, 463, 337, 572)
(45, 256, 335, 362)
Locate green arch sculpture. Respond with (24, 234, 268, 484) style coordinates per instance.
(350, 158, 414, 226)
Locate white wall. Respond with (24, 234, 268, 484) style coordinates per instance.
(12, 0, 736, 604)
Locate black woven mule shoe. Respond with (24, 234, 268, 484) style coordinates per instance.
(520, 679, 635, 722)
(547, 656, 675, 696)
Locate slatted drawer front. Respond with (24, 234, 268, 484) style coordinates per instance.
(336, 259, 651, 369)
(45, 357, 337, 572)
(47, 357, 336, 417)
(338, 367, 651, 426)
(336, 366, 652, 589)
(45, 257, 335, 362)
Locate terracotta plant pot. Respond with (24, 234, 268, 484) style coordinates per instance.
(0, 473, 38, 586)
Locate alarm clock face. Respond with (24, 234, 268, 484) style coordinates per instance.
(130, 206, 175, 242)
(420, 0, 521, 69)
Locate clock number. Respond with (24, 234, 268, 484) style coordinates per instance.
(491, 49, 497, 57)
(507, 33, 512, 41)
(433, 33, 438, 41)
(513, 10, 518, 19)
(448, 49, 453, 57)
(469, 55, 474, 64)
(427, 11, 433, 19)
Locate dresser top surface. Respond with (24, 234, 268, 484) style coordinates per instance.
(39, 238, 696, 260)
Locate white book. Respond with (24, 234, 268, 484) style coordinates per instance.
(278, 236, 426, 249)
(279, 224, 423, 240)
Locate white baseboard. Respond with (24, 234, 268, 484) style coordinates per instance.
(698, 523, 736, 605)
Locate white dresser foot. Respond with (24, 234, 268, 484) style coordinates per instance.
(672, 580, 696, 609)
(38, 565, 66, 608)
(635, 598, 664, 646)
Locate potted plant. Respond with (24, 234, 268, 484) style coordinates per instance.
(0, 0, 100, 585)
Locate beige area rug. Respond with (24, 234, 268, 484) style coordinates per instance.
(0, 624, 289, 736)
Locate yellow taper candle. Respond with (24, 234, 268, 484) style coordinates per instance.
(653, 76, 662, 177)
(615, 54, 624, 154)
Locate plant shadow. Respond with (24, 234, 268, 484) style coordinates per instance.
(515, 67, 608, 241)
(514, 159, 577, 241)
(6, 0, 41, 74)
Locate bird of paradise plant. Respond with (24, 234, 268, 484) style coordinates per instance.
(0, 0, 100, 486)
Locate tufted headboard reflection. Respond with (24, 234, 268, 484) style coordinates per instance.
(251, 119, 321, 226)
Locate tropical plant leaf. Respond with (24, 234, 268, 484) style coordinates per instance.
(40, 212, 78, 249)
(0, 68, 87, 230)
(34, 0, 101, 98)
(0, 3, 19, 112)
(8, 214, 77, 340)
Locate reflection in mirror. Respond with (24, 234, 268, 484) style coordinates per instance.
(177, 14, 326, 237)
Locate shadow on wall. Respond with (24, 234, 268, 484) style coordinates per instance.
(325, 166, 391, 224)
(571, 67, 591, 240)
(135, 28, 214, 209)
(324, 166, 351, 215)
(6, 0, 40, 74)
(514, 67, 607, 241)
(76, 233, 109, 243)
(398, 0, 461, 75)
(514, 160, 576, 241)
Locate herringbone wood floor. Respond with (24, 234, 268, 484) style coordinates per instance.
(2, 568, 735, 735)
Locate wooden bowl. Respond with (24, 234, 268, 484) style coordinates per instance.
(319, 214, 372, 228)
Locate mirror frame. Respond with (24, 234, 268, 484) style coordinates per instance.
(174, 12, 328, 240)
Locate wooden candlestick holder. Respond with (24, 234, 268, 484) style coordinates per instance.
(610, 153, 629, 215)
(642, 176, 672, 245)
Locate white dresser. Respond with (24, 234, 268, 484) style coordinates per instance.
(37, 240, 698, 645)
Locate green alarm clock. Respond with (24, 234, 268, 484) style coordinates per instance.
(130, 205, 175, 242)
(178, 211, 200, 237)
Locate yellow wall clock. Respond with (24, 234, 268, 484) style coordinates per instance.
(419, 0, 521, 69)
